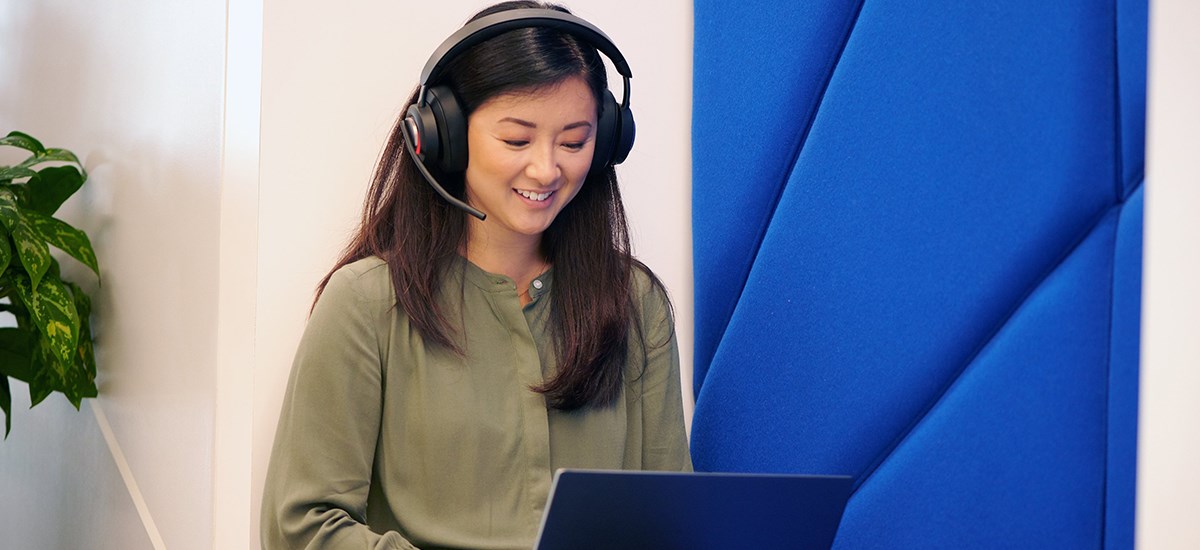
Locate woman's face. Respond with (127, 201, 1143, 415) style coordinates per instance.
(464, 76, 597, 242)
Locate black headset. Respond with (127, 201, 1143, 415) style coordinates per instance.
(401, 8, 635, 220)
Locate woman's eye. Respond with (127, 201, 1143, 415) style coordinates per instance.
(503, 140, 530, 147)
(562, 142, 585, 151)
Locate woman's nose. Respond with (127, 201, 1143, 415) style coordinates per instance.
(524, 145, 561, 185)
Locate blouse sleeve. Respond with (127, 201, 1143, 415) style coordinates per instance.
(260, 266, 419, 550)
(636, 273, 694, 472)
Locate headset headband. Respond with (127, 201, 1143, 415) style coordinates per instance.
(417, 9, 632, 109)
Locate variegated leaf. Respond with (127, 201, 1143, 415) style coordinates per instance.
(11, 274, 79, 369)
(0, 225, 11, 276)
(12, 220, 51, 290)
(62, 353, 96, 410)
(27, 358, 54, 408)
(0, 131, 45, 154)
(26, 211, 100, 277)
(66, 282, 97, 381)
(16, 149, 83, 172)
(0, 188, 16, 229)
(0, 166, 37, 182)
(0, 190, 52, 289)
(34, 333, 88, 410)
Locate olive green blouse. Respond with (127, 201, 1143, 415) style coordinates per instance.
(261, 256, 692, 550)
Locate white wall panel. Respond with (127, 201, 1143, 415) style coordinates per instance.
(213, 0, 264, 548)
(0, 383, 153, 550)
(0, 1, 225, 549)
(1139, 0, 1200, 547)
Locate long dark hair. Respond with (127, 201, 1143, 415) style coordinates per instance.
(315, 1, 668, 410)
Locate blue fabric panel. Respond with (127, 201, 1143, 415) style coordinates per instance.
(831, 210, 1118, 549)
(1105, 185, 1143, 549)
(690, 0, 1117, 476)
(1117, 0, 1148, 196)
(691, 0, 861, 392)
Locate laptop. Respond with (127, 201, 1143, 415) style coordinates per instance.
(533, 469, 854, 550)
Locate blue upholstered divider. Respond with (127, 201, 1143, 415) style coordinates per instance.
(690, 0, 1146, 546)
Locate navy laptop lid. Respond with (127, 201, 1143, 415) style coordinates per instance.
(533, 470, 853, 550)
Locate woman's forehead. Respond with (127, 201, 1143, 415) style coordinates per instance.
(474, 77, 597, 123)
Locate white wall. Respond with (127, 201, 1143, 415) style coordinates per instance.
(0, 384, 152, 549)
(1138, 0, 1200, 548)
(249, 0, 694, 545)
(0, 1, 225, 549)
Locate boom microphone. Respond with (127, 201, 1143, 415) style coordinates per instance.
(401, 118, 487, 221)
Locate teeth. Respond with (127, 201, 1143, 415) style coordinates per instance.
(517, 190, 552, 201)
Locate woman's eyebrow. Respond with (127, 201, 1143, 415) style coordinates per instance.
(497, 117, 593, 131)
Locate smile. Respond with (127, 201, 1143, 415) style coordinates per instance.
(515, 189, 554, 202)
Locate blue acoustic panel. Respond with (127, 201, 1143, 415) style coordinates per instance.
(1106, 185, 1143, 549)
(691, 0, 1118, 476)
(1117, 0, 1148, 196)
(691, 0, 861, 392)
(831, 210, 1118, 549)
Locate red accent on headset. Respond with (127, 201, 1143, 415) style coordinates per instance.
(414, 133, 422, 156)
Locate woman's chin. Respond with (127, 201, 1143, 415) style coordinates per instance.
(513, 221, 555, 237)
(475, 212, 556, 240)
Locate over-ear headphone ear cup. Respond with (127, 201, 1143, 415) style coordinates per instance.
(591, 89, 620, 175)
(425, 86, 469, 173)
(590, 89, 635, 175)
(612, 103, 635, 165)
(405, 103, 439, 163)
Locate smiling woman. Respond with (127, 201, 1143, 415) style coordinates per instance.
(259, 2, 692, 549)
(465, 77, 596, 259)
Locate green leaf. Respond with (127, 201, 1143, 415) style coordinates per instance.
(0, 166, 38, 182)
(1, 375, 11, 438)
(27, 363, 53, 408)
(25, 166, 85, 216)
(11, 274, 79, 368)
(3, 289, 33, 330)
(25, 211, 100, 278)
(0, 131, 45, 155)
(16, 149, 83, 172)
(43, 336, 83, 410)
(0, 190, 52, 289)
(62, 359, 95, 410)
(0, 183, 28, 206)
(29, 333, 94, 410)
(66, 282, 97, 382)
(0, 328, 35, 383)
(0, 188, 15, 229)
(0, 225, 11, 276)
(28, 336, 62, 401)
(42, 148, 82, 166)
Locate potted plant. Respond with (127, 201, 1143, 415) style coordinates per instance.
(0, 131, 100, 438)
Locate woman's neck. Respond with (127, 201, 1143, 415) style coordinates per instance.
(463, 229, 547, 299)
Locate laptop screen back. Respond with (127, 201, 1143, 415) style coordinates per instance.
(534, 470, 853, 550)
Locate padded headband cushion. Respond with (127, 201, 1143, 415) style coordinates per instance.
(419, 9, 632, 87)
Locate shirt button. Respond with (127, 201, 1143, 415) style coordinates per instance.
(532, 279, 543, 290)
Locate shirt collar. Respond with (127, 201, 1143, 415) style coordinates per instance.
(456, 254, 553, 300)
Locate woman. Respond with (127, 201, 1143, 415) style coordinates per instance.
(261, 2, 691, 548)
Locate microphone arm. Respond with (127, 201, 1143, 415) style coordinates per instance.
(400, 120, 487, 221)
